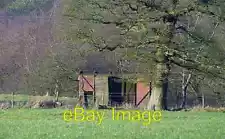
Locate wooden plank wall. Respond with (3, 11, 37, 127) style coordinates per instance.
(95, 75, 108, 106)
(136, 81, 150, 108)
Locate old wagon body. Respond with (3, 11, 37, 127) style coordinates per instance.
(78, 73, 151, 107)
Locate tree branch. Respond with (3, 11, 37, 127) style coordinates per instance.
(170, 59, 225, 80)
(137, 0, 166, 12)
(96, 38, 158, 52)
(176, 2, 225, 22)
(176, 26, 215, 47)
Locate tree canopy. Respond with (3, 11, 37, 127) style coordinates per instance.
(63, 0, 225, 110)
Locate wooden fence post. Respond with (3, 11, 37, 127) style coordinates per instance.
(11, 92, 14, 108)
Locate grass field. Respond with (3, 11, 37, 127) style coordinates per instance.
(0, 109, 225, 139)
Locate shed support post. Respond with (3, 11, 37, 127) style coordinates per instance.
(93, 71, 98, 108)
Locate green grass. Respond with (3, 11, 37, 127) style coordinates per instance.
(0, 109, 225, 139)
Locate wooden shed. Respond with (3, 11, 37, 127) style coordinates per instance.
(78, 72, 151, 107)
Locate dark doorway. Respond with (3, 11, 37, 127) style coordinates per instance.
(84, 92, 88, 109)
(108, 76, 123, 106)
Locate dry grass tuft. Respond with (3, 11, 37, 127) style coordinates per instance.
(190, 105, 225, 112)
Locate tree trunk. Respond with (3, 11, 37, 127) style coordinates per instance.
(54, 81, 59, 102)
(147, 47, 169, 110)
(181, 86, 188, 109)
(181, 71, 191, 109)
(147, 11, 176, 110)
(176, 90, 179, 109)
(201, 92, 205, 108)
(191, 79, 204, 108)
(4, 9, 8, 28)
(55, 90, 59, 102)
